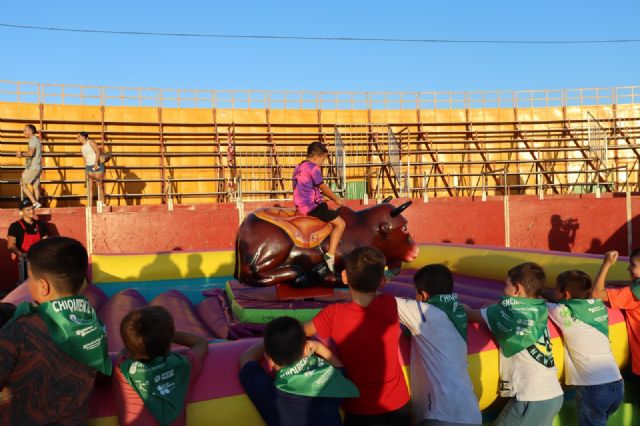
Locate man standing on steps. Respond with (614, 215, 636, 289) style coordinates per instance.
(16, 124, 43, 209)
(7, 199, 48, 284)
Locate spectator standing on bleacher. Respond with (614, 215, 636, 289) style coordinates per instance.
(78, 132, 106, 204)
(15, 124, 43, 209)
(7, 199, 48, 284)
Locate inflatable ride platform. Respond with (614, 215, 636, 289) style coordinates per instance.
(3, 244, 639, 425)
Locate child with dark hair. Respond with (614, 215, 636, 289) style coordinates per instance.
(546, 270, 622, 426)
(293, 141, 345, 272)
(239, 316, 358, 426)
(395, 264, 481, 425)
(592, 250, 640, 403)
(466, 262, 563, 426)
(113, 306, 208, 426)
(0, 236, 111, 424)
(305, 246, 411, 426)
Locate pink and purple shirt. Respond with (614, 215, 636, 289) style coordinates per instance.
(293, 160, 324, 215)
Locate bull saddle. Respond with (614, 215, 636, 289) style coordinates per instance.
(254, 208, 333, 249)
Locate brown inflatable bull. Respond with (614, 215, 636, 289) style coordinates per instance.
(234, 199, 419, 287)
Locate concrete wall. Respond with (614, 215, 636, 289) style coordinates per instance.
(1, 193, 636, 291)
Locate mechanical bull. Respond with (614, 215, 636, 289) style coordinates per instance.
(234, 199, 419, 287)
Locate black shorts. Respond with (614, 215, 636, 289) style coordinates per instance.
(308, 202, 339, 222)
(344, 402, 411, 426)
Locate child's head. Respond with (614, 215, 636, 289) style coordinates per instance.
(555, 270, 592, 300)
(306, 142, 329, 165)
(27, 237, 88, 303)
(341, 246, 386, 294)
(628, 248, 640, 280)
(263, 316, 306, 368)
(120, 306, 175, 361)
(504, 262, 545, 298)
(413, 264, 454, 301)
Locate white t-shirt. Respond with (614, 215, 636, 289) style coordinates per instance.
(396, 297, 482, 425)
(547, 302, 622, 386)
(481, 309, 564, 402)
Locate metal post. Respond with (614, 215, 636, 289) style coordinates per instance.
(626, 165, 633, 255)
(236, 174, 245, 223)
(423, 173, 429, 203)
(481, 172, 487, 202)
(538, 168, 544, 200)
(85, 176, 93, 255)
(504, 169, 510, 247)
(504, 189, 510, 248)
(167, 177, 174, 211)
(96, 181, 103, 214)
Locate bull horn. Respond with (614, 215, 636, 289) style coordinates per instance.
(382, 196, 393, 204)
(390, 201, 412, 217)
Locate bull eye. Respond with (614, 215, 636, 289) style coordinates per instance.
(402, 225, 407, 232)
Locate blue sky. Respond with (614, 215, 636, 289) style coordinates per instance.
(1, 1, 639, 93)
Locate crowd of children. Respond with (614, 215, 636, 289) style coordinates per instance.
(239, 247, 638, 426)
(0, 237, 639, 426)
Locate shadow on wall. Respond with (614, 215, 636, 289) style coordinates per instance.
(585, 214, 640, 256)
(117, 167, 146, 206)
(548, 215, 579, 252)
(90, 249, 234, 284)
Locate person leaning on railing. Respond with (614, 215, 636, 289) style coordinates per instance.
(78, 132, 106, 205)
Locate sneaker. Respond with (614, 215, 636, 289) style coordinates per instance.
(33, 202, 42, 209)
(323, 253, 335, 273)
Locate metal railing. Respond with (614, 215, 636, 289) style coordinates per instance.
(1, 80, 640, 109)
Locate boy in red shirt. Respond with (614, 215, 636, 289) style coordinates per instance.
(112, 306, 209, 426)
(304, 246, 410, 426)
(592, 249, 640, 393)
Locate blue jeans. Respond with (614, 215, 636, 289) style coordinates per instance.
(575, 380, 624, 426)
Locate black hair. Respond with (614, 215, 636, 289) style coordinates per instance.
(345, 246, 386, 293)
(79, 132, 90, 139)
(507, 262, 546, 297)
(306, 142, 329, 157)
(263, 316, 306, 366)
(414, 264, 454, 295)
(25, 124, 37, 134)
(630, 248, 640, 260)
(556, 270, 592, 299)
(120, 306, 175, 361)
(18, 198, 33, 210)
(0, 303, 17, 328)
(27, 237, 88, 295)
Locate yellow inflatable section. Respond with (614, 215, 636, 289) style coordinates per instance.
(406, 244, 630, 287)
(91, 250, 235, 283)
